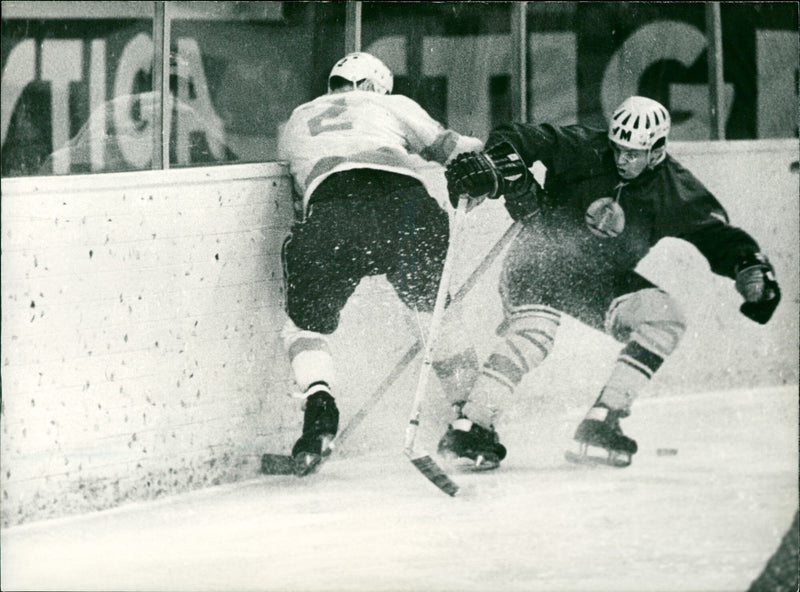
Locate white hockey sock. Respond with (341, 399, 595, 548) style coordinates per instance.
(432, 347, 479, 404)
(597, 340, 664, 413)
(463, 305, 560, 428)
(282, 321, 336, 396)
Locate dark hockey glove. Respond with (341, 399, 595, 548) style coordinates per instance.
(446, 141, 535, 209)
(735, 252, 780, 324)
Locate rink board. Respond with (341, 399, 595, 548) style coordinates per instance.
(1, 140, 798, 526)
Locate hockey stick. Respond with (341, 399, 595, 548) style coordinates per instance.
(336, 213, 525, 448)
(262, 212, 526, 477)
(403, 198, 469, 496)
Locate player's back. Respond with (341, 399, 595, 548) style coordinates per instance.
(281, 91, 421, 158)
(279, 91, 439, 197)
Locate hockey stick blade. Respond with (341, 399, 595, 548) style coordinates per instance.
(261, 453, 296, 475)
(261, 452, 328, 476)
(409, 454, 459, 497)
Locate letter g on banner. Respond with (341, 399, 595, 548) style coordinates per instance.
(601, 21, 705, 126)
(113, 32, 154, 168)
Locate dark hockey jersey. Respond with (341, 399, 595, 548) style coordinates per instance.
(487, 123, 761, 280)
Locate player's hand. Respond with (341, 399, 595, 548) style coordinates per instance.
(446, 152, 497, 210)
(446, 141, 537, 211)
(735, 252, 780, 324)
(483, 141, 535, 200)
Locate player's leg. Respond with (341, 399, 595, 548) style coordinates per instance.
(386, 182, 481, 407)
(436, 300, 560, 468)
(436, 224, 560, 467)
(282, 196, 366, 466)
(571, 274, 687, 466)
(281, 320, 340, 458)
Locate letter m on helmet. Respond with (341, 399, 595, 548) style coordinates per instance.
(616, 127, 632, 143)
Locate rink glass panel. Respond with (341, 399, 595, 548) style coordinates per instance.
(361, 1, 514, 136)
(167, 2, 346, 170)
(1, 6, 155, 177)
(550, 2, 799, 139)
(0, 2, 345, 177)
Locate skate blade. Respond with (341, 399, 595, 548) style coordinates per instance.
(293, 453, 324, 477)
(439, 450, 501, 472)
(565, 443, 632, 468)
(465, 454, 500, 473)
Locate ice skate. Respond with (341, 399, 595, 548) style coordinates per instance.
(566, 404, 637, 468)
(292, 384, 339, 477)
(437, 418, 507, 471)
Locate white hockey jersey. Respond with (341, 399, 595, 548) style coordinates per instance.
(278, 90, 483, 214)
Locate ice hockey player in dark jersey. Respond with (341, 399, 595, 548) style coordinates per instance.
(439, 96, 781, 469)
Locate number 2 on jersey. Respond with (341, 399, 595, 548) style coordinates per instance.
(307, 99, 353, 136)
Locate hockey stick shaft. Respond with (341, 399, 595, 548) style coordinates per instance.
(400, 200, 479, 496)
(404, 198, 468, 455)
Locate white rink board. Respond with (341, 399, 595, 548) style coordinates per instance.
(1, 140, 798, 527)
(1, 163, 295, 526)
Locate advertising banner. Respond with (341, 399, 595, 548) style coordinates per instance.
(1, 2, 797, 178)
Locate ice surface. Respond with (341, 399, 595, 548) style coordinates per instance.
(2, 385, 797, 592)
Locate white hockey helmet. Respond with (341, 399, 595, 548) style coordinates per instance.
(328, 52, 393, 95)
(608, 96, 670, 151)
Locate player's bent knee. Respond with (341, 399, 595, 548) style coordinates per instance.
(606, 288, 686, 357)
(635, 318, 686, 358)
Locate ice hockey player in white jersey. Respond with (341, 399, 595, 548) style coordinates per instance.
(276, 52, 484, 475)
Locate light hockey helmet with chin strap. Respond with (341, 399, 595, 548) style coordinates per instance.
(608, 96, 671, 162)
(327, 52, 394, 95)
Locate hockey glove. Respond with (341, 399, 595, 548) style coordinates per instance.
(735, 252, 780, 324)
(446, 141, 535, 209)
